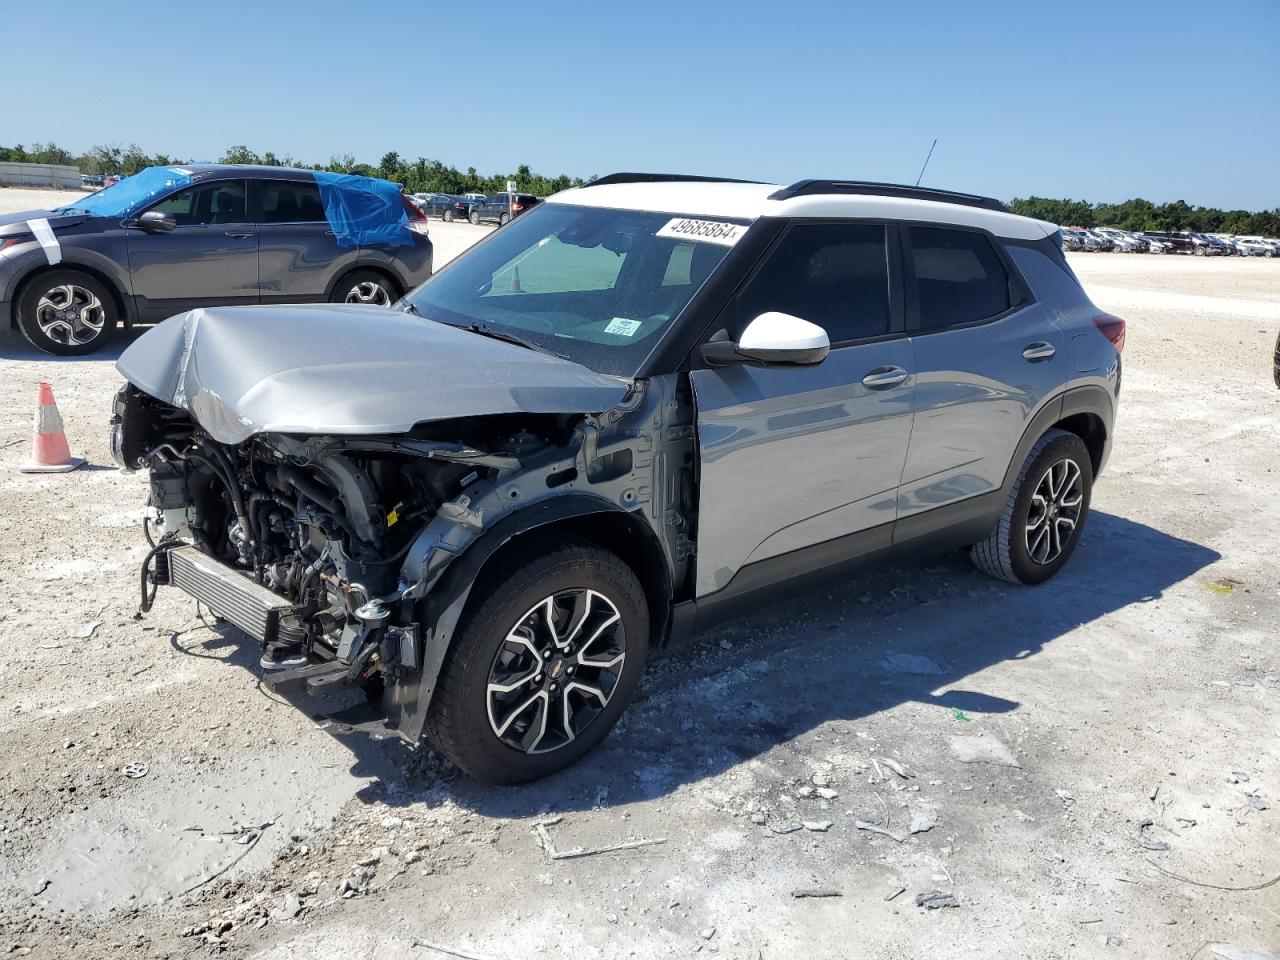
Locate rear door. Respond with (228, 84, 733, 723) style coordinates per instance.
(897, 225, 1064, 526)
(254, 178, 357, 304)
(690, 220, 915, 597)
(126, 179, 258, 322)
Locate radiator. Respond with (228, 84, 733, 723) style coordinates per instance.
(167, 546, 291, 644)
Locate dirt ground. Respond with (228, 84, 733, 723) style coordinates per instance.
(0, 185, 1277, 960)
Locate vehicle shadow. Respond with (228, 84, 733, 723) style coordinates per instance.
(186, 510, 1219, 814)
(0, 326, 143, 362)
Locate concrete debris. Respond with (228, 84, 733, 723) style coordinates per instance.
(811, 770, 832, 787)
(884, 886, 907, 902)
(797, 785, 815, 798)
(1132, 819, 1170, 852)
(791, 887, 841, 898)
(915, 891, 959, 910)
(272, 893, 303, 920)
(767, 822, 803, 835)
(909, 809, 938, 835)
(700, 927, 716, 940)
(1209, 945, 1280, 960)
(949, 735, 1020, 768)
(749, 812, 767, 825)
(815, 787, 839, 800)
(879, 757, 914, 779)
(77, 619, 103, 638)
(29, 879, 50, 897)
(855, 820, 907, 843)
(1228, 771, 1251, 784)
(535, 821, 666, 860)
(357, 848, 384, 866)
(1055, 789, 1076, 803)
(1245, 792, 1268, 811)
(802, 820, 833, 833)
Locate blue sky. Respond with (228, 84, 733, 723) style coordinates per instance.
(3, 0, 1277, 209)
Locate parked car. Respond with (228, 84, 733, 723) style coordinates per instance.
(1141, 231, 1220, 255)
(0, 164, 433, 355)
(1236, 236, 1278, 257)
(112, 174, 1122, 783)
(469, 192, 542, 226)
(1096, 228, 1144, 253)
(1062, 227, 1101, 252)
(462, 192, 486, 203)
(1083, 229, 1115, 252)
(426, 194, 475, 222)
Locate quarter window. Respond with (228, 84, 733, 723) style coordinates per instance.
(908, 226, 1011, 329)
(260, 180, 326, 223)
(734, 222, 890, 343)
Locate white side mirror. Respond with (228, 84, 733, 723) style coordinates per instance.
(702, 312, 830, 367)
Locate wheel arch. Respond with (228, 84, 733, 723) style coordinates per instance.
(10, 260, 133, 330)
(325, 263, 404, 302)
(389, 495, 674, 745)
(999, 384, 1114, 502)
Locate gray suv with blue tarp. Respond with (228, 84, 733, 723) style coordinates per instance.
(0, 165, 433, 355)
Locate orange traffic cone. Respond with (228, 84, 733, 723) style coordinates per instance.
(21, 382, 83, 474)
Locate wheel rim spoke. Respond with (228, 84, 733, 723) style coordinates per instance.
(35, 284, 103, 344)
(487, 587, 625, 755)
(1024, 456, 1084, 566)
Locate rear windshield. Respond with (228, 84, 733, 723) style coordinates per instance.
(403, 203, 748, 376)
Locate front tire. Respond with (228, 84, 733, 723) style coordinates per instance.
(970, 429, 1093, 585)
(469, 210, 480, 225)
(499, 212, 511, 226)
(425, 540, 649, 784)
(15, 269, 117, 356)
(444, 209, 455, 222)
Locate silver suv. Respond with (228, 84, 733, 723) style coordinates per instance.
(112, 174, 1124, 783)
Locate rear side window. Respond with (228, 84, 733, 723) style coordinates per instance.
(908, 226, 1011, 330)
(735, 222, 890, 343)
(260, 180, 325, 223)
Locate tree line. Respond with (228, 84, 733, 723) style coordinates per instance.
(0, 142, 588, 198)
(1009, 196, 1280, 237)
(3, 142, 1276, 233)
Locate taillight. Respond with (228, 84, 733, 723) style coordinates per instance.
(513, 203, 524, 213)
(1094, 313, 1126, 352)
(401, 195, 430, 236)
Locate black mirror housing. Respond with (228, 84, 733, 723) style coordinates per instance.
(136, 210, 177, 233)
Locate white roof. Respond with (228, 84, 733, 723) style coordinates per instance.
(548, 180, 1057, 241)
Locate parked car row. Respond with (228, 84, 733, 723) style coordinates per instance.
(410, 191, 543, 226)
(1063, 226, 1280, 257)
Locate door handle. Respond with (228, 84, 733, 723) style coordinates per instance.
(324, 229, 336, 237)
(1022, 341, 1056, 362)
(224, 231, 252, 239)
(862, 366, 909, 389)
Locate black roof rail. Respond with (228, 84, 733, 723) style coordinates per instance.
(584, 172, 764, 188)
(768, 179, 1010, 213)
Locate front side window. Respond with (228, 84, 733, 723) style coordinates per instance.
(733, 222, 891, 343)
(404, 203, 744, 376)
(260, 180, 325, 223)
(908, 225, 1011, 330)
(150, 181, 248, 226)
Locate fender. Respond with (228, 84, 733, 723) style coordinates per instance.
(3, 246, 137, 328)
(384, 493, 637, 744)
(1000, 382, 1115, 500)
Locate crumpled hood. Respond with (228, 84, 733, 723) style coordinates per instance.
(0, 209, 92, 232)
(116, 304, 633, 444)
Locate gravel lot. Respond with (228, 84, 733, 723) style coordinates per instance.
(0, 185, 1277, 959)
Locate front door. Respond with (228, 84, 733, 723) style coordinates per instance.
(690, 221, 915, 597)
(126, 179, 258, 323)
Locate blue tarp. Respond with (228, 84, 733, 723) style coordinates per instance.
(313, 171, 412, 248)
(64, 166, 195, 218)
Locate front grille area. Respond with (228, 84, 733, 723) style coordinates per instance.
(168, 546, 291, 643)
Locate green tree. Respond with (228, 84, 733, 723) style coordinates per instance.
(220, 145, 261, 165)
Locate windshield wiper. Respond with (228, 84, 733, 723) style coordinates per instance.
(463, 323, 566, 359)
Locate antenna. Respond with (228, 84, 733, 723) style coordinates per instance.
(915, 139, 938, 187)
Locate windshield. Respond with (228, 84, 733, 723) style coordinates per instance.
(403, 203, 747, 376)
(56, 166, 194, 218)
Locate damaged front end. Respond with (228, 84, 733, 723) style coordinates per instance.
(111, 371, 693, 743)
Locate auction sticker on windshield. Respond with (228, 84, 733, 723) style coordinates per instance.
(655, 218, 748, 246)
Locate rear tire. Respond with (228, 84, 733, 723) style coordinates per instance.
(424, 539, 649, 784)
(499, 212, 511, 226)
(970, 429, 1093, 586)
(469, 210, 480, 225)
(444, 209, 455, 222)
(16, 268, 117, 356)
(330, 269, 396, 307)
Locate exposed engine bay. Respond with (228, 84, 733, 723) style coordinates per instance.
(110, 375, 695, 741)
